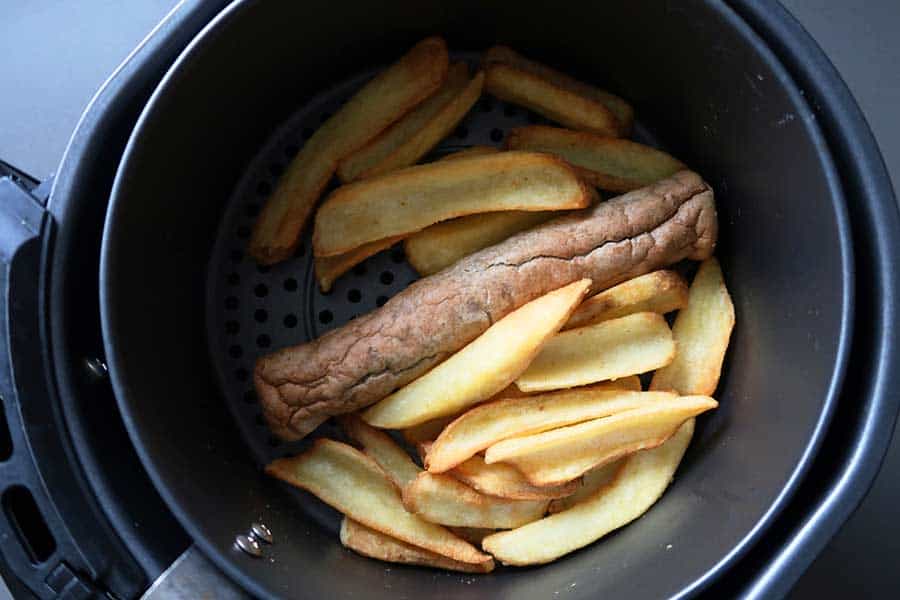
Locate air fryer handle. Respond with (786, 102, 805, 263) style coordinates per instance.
(0, 174, 107, 599)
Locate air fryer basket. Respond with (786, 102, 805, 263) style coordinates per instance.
(98, 1, 872, 599)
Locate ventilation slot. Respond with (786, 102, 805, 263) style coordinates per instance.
(3, 486, 56, 563)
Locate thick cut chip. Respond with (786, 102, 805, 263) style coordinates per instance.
(438, 146, 500, 161)
(339, 415, 421, 489)
(565, 270, 689, 330)
(426, 385, 663, 473)
(449, 453, 579, 500)
(403, 416, 458, 446)
(314, 236, 403, 292)
(340, 518, 494, 573)
(506, 126, 685, 192)
(482, 419, 695, 565)
(313, 151, 591, 256)
(402, 472, 548, 528)
(249, 37, 448, 264)
(405, 210, 557, 276)
(484, 396, 716, 486)
(265, 439, 489, 564)
(338, 64, 484, 181)
(363, 280, 591, 428)
(547, 460, 624, 514)
(651, 257, 735, 395)
(483, 45, 633, 135)
(448, 527, 495, 545)
(516, 312, 675, 393)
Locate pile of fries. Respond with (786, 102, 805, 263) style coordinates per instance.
(258, 38, 735, 571)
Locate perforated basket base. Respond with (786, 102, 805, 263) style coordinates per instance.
(206, 54, 665, 468)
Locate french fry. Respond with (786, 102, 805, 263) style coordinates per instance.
(402, 472, 548, 528)
(516, 312, 675, 393)
(483, 45, 633, 135)
(363, 279, 591, 428)
(482, 419, 694, 565)
(564, 270, 689, 330)
(449, 453, 579, 500)
(651, 257, 735, 396)
(506, 126, 686, 193)
(339, 415, 421, 489)
(314, 236, 403, 292)
(426, 385, 664, 474)
(438, 146, 500, 161)
(547, 460, 624, 514)
(483, 395, 716, 486)
(265, 439, 489, 565)
(404, 210, 556, 276)
(448, 527, 495, 545)
(340, 518, 494, 573)
(250, 37, 449, 264)
(313, 151, 591, 256)
(403, 416, 458, 446)
(338, 64, 484, 181)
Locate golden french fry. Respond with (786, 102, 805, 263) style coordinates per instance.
(506, 126, 685, 193)
(363, 280, 591, 428)
(449, 453, 579, 500)
(338, 64, 484, 182)
(482, 419, 694, 565)
(438, 146, 500, 161)
(339, 415, 421, 489)
(516, 312, 675, 393)
(404, 210, 556, 276)
(547, 460, 624, 514)
(426, 385, 665, 474)
(250, 37, 448, 264)
(314, 236, 403, 292)
(402, 472, 548, 528)
(313, 151, 590, 257)
(448, 527, 495, 545)
(484, 395, 716, 486)
(265, 439, 489, 565)
(340, 518, 494, 573)
(651, 257, 735, 396)
(565, 270, 689, 330)
(403, 416, 457, 446)
(483, 45, 633, 135)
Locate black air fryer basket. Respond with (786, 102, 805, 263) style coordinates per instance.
(0, 1, 897, 599)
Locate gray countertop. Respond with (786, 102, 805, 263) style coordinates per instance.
(1, 1, 898, 597)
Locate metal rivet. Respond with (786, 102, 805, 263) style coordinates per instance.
(251, 522, 273, 544)
(84, 357, 108, 381)
(235, 534, 262, 557)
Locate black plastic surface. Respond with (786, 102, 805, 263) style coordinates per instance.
(100, 1, 865, 598)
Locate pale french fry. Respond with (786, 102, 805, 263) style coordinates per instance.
(484, 63, 619, 137)
(547, 460, 624, 514)
(404, 211, 556, 276)
(651, 257, 735, 395)
(564, 270, 689, 330)
(339, 415, 421, 489)
(484, 395, 716, 486)
(363, 280, 591, 428)
(448, 527, 495, 545)
(403, 416, 457, 446)
(483, 45, 633, 135)
(438, 146, 500, 161)
(265, 439, 489, 565)
(314, 236, 403, 292)
(506, 126, 686, 193)
(338, 64, 484, 181)
(313, 151, 591, 257)
(449, 453, 579, 500)
(402, 472, 548, 528)
(516, 312, 675, 393)
(250, 37, 449, 264)
(482, 419, 695, 565)
(340, 518, 494, 573)
(426, 385, 666, 474)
